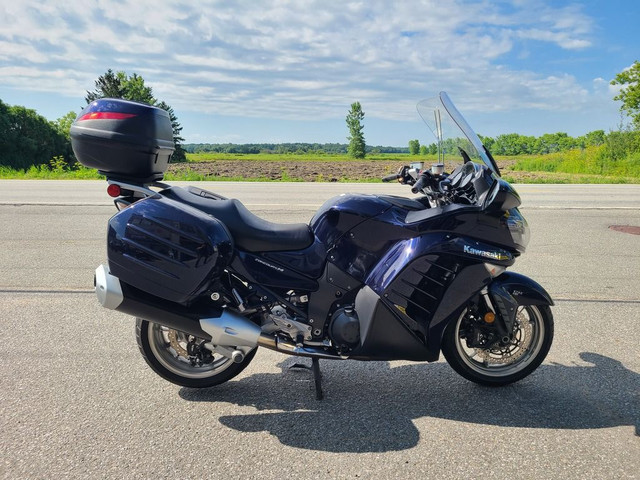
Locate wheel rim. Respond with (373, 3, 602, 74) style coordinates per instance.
(147, 323, 234, 379)
(454, 305, 545, 378)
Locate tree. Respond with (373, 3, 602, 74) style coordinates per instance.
(53, 111, 78, 141)
(408, 139, 420, 155)
(584, 130, 606, 147)
(120, 73, 155, 105)
(86, 70, 186, 161)
(85, 69, 124, 103)
(611, 61, 640, 128)
(346, 101, 365, 159)
(419, 145, 428, 155)
(478, 134, 495, 151)
(155, 101, 186, 162)
(0, 99, 69, 169)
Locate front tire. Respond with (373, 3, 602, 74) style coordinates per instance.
(136, 318, 257, 388)
(442, 304, 553, 386)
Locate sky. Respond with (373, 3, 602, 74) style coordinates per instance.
(0, 0, 638, 147)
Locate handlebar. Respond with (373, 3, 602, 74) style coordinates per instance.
(381, 173, 400, 183)
(384, 162, 494, 209)
(411, 172, 431, 194)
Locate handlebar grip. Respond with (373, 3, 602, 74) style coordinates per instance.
(381, 173, 400, 183)
(411, 174, 429, 193)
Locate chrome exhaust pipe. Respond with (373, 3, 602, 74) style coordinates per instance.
(200, 313, 262, 348)
(257, 335, 345, 360)
(200, 317, 344, 359)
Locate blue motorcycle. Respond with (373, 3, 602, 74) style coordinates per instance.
(73, 92, 553, 397)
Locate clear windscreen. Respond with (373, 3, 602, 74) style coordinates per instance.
(417, 92, 499, 175)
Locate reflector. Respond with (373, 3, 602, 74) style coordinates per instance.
(107, 184, 122, 197)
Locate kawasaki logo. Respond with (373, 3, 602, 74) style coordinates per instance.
(463, 245, 510, 261)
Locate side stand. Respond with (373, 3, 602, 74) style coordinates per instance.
(290, 358, 324, 400)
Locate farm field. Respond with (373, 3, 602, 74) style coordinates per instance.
(164, 152, 639, 183)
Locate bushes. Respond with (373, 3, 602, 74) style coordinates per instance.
(512, 132, 640, 178)
(0, 157, 102, 179)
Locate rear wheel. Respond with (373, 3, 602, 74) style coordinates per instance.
(442, 304, 553, 386)
(136, 318, 257, 388)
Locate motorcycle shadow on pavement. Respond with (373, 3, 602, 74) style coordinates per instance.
(179, 352, 638, 452)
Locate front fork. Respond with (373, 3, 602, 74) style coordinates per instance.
(486, 271, 554, 340)
(481, 286, 518, 342)
(463, 271, 554, 349)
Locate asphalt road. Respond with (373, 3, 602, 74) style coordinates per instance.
(1, 180, 638, 479)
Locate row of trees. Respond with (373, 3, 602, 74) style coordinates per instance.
(407, 130, 609, 156)
(184, 143, 409, 155)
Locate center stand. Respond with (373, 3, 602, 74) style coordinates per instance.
(290, 358, 324, 400)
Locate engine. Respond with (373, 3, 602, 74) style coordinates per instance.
(329, 307, 360, 350)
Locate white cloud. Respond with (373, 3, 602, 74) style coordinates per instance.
(0, 0, 598, 125)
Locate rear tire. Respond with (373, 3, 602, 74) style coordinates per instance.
(136, 318, 257, 388)
(442, 304, 553, 386)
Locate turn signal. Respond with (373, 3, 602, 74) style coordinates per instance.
(484, 312, 496, 324)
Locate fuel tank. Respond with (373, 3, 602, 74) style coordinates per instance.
(310, 193, 393, 247)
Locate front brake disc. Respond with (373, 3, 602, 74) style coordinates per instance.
(475, 310, 533, 365)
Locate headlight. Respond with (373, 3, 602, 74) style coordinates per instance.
(506, 208, 530, 252)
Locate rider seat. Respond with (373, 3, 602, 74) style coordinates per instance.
(161, 186, 314, 252)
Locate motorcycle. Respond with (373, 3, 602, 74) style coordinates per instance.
(71, 92, 554, 398)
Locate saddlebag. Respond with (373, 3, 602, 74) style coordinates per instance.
(70, 98, 174, 184)
(107, 195, 234, 305)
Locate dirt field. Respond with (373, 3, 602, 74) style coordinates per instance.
(167, 159, 522, 182)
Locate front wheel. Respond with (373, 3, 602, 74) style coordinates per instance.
(136, 319, 257, 388)
(441, 304, 553, 386)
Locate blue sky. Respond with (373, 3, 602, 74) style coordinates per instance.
(0, 0, 638, 146)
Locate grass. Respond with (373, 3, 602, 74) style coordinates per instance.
(502, 172, 639, 184)
(0, 164, 103, 180)
(510, 146, 640, 178)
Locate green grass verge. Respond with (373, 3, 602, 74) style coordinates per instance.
(0, 164, 104, 179)
(511, 146, 640, 178)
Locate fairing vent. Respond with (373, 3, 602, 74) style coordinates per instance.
(384, 255, 459, 341)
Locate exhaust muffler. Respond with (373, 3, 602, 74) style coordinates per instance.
(95, 264, 214, 339)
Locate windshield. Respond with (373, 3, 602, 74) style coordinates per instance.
(417, 92, 500, 176)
